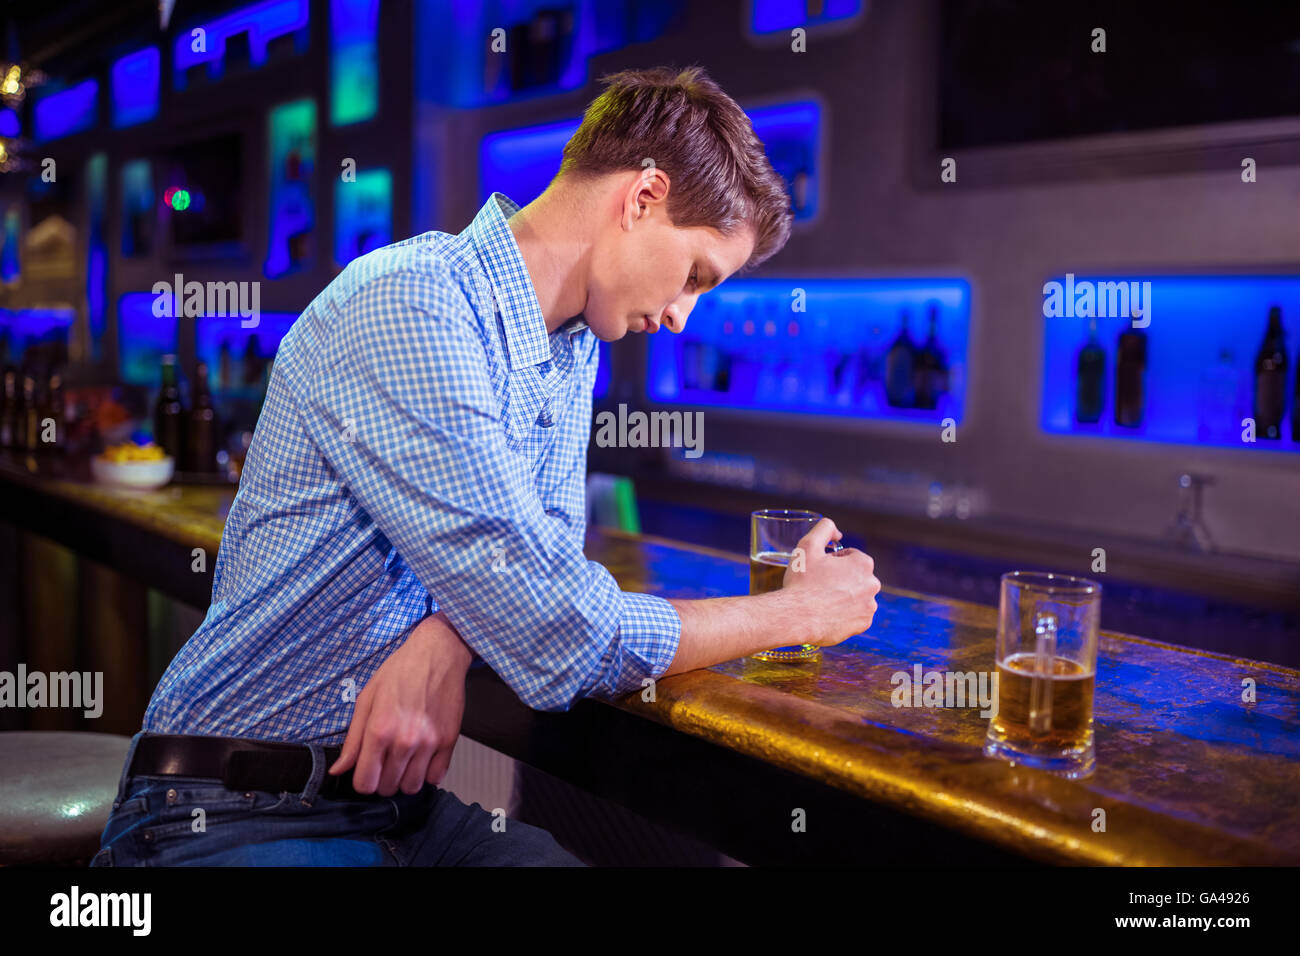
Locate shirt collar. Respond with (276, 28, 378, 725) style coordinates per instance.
(464, 192, 587, 371)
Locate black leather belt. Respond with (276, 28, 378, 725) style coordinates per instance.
(129, 733, 389, 802)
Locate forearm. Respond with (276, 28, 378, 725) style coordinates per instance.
(660, 589, 818, 677)
(408, 610, 475, 671)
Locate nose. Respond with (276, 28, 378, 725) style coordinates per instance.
(660, 297, 696, 334)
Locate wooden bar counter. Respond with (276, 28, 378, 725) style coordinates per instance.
(2, 452, 1298, 866)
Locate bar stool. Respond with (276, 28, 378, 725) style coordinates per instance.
(0, 731, 132, 866)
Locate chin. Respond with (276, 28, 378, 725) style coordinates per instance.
(585, 314, 631, 342)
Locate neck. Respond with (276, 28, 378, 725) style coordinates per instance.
(507, 184, 594, 335)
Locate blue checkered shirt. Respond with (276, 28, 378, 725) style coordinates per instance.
(142, 193, 682, 744)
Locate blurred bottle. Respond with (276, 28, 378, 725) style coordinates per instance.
(42, 366, 65, 453)
(242, 335, 263, 386)
(0, 365, 16, 448)
(155, 354, 186, 460)
(20, 366, 40, 452)
(1075, 317, 1106, 424)
(779, 317, 802, 404)
(1115, 317, 1147, 428)
(218, 339, 233, 390)
(914, 302, 949, 410)
(756, 302, 780, 402)
(187, 361, 217, 473)
(1253, 305, 1286, 440)
(885, 309, 917, 408)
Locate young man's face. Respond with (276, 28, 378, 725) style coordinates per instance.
(584, 171, 755, 341)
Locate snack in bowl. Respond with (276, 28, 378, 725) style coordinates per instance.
(92, 441, 175, 489)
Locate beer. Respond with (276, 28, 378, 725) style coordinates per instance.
(749, 550, 817, 661)
(989, 652, 1094, 752)
(749, 550, 789, 595)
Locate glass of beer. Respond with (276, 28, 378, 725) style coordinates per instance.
(984, 571, 1101, 778)
(750, 508, 844, 661)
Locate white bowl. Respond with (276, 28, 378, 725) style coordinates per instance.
(91, 455, 175, 489)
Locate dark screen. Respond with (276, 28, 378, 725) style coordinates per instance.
(940, 0, 1300, 149)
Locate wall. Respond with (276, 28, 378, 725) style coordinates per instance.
(418, 0, 1300, 565)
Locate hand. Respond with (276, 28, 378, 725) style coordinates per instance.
(781, 517, 881, 647)
(329, 611, 474, 796)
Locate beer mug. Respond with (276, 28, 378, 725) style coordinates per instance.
(984, 571, 1101, 778)
(750, 509, 844, 661)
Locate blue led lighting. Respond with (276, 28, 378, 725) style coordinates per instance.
(647, 278, 971, 424)
(120, 159, 153, 258)
(196, 311, 297, 392)
(87, 154, 108, 356)
(1041, 275, 1300, 452)
(330, 0, 379, 124)
(173, 0, 309, 89)
(0, 307, 74, 360)
(265, 98, 316, 278)
(750, 0, 863, 33)
(33, 79, 99, 143)
(480, 101, 820, 219)
(0, 108, 19, 137)
(333, 168, 391, 265)
(118, 292, 178, 386)
(111, 47, 160, 127)
(0, 209, 18, 283)
(416, 0, 682, 108)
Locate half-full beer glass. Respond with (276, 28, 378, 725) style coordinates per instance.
(750, 509, 844, 661)
(984, 571, 1101, 778)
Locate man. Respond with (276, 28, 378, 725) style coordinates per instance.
(93, 66, 880, 867)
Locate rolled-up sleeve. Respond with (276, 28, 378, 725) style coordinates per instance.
(298, 267, 680, 711)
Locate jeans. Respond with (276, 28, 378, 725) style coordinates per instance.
(89, 732, 586, 866)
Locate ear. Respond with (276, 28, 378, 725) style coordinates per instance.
(621, 164, 671, 229)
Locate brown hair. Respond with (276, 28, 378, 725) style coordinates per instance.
(557, 65, 793, 272)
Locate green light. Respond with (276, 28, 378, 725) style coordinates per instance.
(171, 189, 191, 211)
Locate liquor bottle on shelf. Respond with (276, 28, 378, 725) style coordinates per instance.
(20, 366, 40, 452)
(242, 335, 264, 386)
(155, 354, 186, 460)
(680, 337, 701, 391)
(43, 366, 65, 453)
(778, 316, 802, 404)
(1253, 305, 1286, 440)
(0, 365, 16, 448)
(885, 309, 917, 408)
(755, 302, 781, 403)
(1114, 315, 1147, 428)
(914, 302, 949, 410)
(1075, 317, 1106, 424)
(187, 361, 217, 473)
(218, 339, 233, 391)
